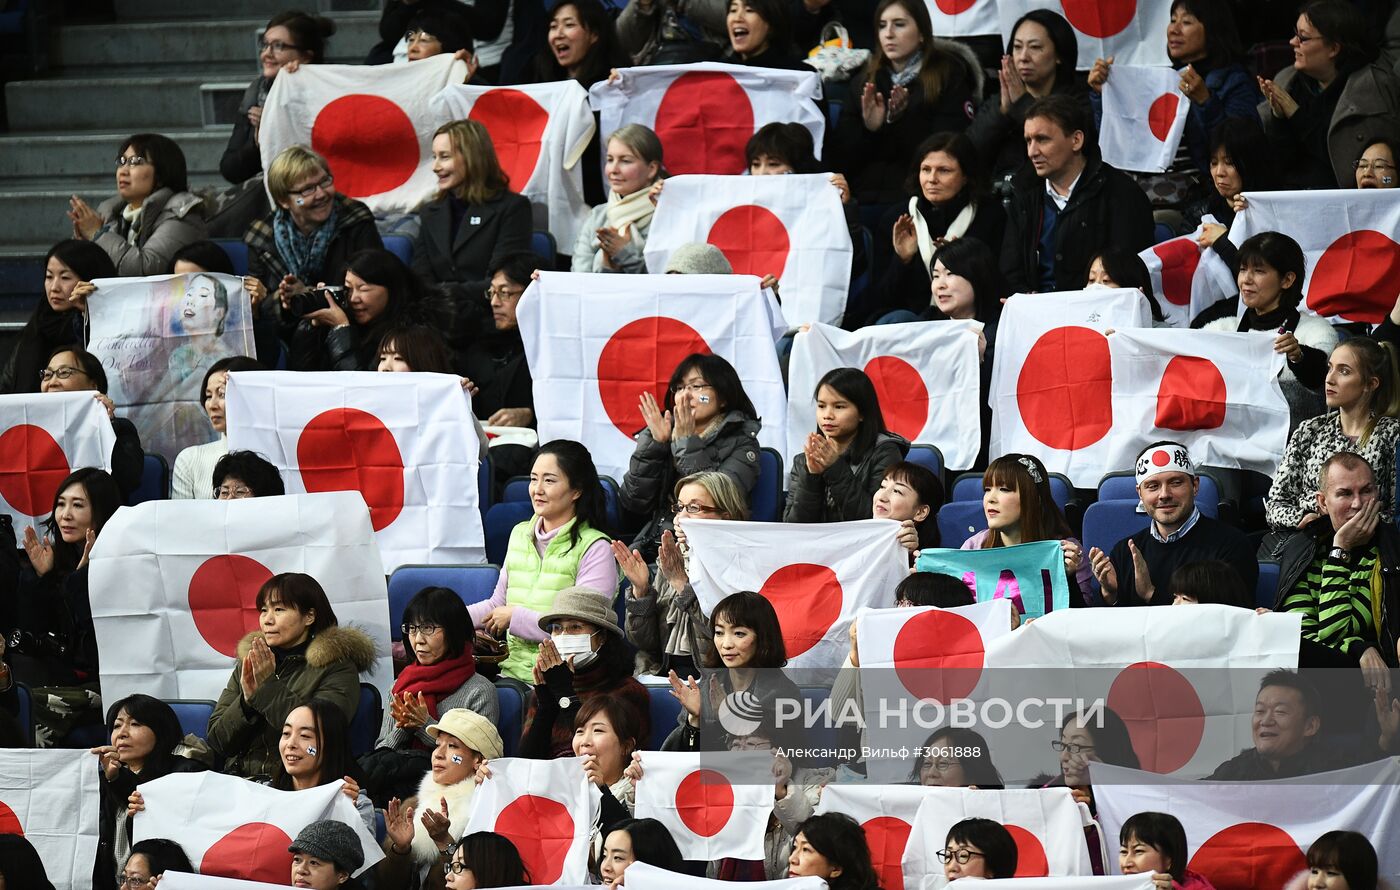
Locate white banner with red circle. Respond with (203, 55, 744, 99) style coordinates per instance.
(903, 787, 1096, 883)
(1136, 215, 1236, 328)
(925, 878, 1153, 890)
(854, 600, 1014, 706)
(0, 391, 115, 532)
(997, 0, 1172, 69)
(789, 321, 981, 473)
(1099, 65, 1189, 174)
(225, 370, 485, 572)
(924, 0, 1001, 36)
(88, 492, 394, 707)
(431, 80, 597, 255)
(815, 785, 952, 890)
(260, 54, 469, 213)
(632, 750, 776, 859)
(1228, 188, 1400, 324)
(132, 772, 382, 882)
(630, 863, 829, 890)
(516, 271, 789, 484)
(1093, 758, 1400, 890)
(462, 756, 600, 886)
(0, 749, 98, 890)
(157, 873, 288, 890)
(588, 63, 825, 177)
(645, 174, 853, 328)
(682, 518, 907, 670)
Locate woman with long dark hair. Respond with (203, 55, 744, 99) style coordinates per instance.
(0, 240, 115, 394)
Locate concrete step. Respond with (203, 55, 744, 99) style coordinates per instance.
(6, 75, 247, 130)
(0, 180, 229, 249)
(0, 130, 231, 185)
(115, 0, 380, 20)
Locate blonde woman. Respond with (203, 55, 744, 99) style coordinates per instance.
(573, 124, 664, 274)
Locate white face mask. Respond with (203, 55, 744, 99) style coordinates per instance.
(553, 632, 595, 657)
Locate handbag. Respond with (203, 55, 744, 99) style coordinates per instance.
(805, 21, 870, 82)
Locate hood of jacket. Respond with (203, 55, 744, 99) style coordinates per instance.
(709, 410, 762, 441)
(236, 624, 378, 673)
(932, 36, 985, 100)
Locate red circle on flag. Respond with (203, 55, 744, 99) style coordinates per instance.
(1147, 93, 1180, 142)
(892, 610, 985, 703)
(862, 816, 912, 890)
(310, 95, 420, 198)
(1106, 661, 1206, 773)
(188, 554, 276, 657)
(1151, 238, 1200, 306)
(200, 822, 294, 883)
(675, 768, 735, 837)
(1151, 449, 1171, 466)
(467, 89, 549, 194)
(1188, 822, 1307, 890)
(758, 563, 842, 657)
(0, 800, 22, 835)
(1061, 0, 1137, 37)
(296, 408, 406, 531)
(595, 317, 712, 436)
(1016, 327, 1113, 451)
(706, 204, 791, 279)
(1006, 825, 1049, 877)
(934, 0, 978, 12)
(864, 356, 929, 441)
(1307, 229, 1400, 323)
(1156, 355, 1227, 431)
(496, 794, 575, 885)
(654, 72, 756, 174)
(0, 424, 71, 518)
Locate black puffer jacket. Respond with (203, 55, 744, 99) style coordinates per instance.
(783, 431, 909, 523)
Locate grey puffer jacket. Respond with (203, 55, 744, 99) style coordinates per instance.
(94, 187, 207, 276)
(783, 431, 909, 523)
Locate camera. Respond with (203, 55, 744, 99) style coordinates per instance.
(288, 285, 348, 318)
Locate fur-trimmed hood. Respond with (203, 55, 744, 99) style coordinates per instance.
(408, 770, 479, 863)
(236, 624, 378, 673)
(932, 36, 986, 101)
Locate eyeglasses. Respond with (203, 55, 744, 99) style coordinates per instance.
(216, 485, 253, 499)
(922, 759, 958, 773)
(671, 382, 714, 394)
(120, 878, 152, 888)
(1050, 740, 1095, 755)
(672, 503, 723, 515)
(1293, 30, 1322, 43)
(39, 366, 86, 382)
(1355, 160, 1396, 172)
(444, 861, 471, 875)
(935, 849, 986, 865)
(402, 623, 442, 637)
(486, 287, 524, 302)
(114, 156, 149, 169)
(259, 39, 302, 53)
(406, 29, 441, 44)
(545, 622, 595, 635)
(292, 175, 335, 201)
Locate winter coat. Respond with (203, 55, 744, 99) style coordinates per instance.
(784, 432, 909, 523)
(411, 191, 533, 308)
(625, 572, 713, 677)
(220, 77, 268, 185)
(616, 0, 727, 66)
(245, 193, 383, 314)
(520, 661, 651, 759)
(571, 201, 651, 274)
(1181, 62, 1260, 174)
(966, 83, 1093, 180)
(0, 299, 85, 395)
(208, 625, 378, 780)
(288, 277, 456, 372)
(94, 750, 208, 890)
(1261, 62, 1400, 188)
(1266, 411, 1400, 528)
(11, 564, 99, 682)
(459, 328, 533, 423)
(93, 188, 207, 277)
(373, 770, 481, 890)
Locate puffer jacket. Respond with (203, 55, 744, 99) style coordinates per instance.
(783, 431, 909, 523)
(93, 187, 207, 276)
(208, 625, 378, 780)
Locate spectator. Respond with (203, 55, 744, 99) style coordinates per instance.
(1192, 232, 1337, 433)
(836, 1, 980, 204)
(876, 460, 944, 555)
(266, 700, 374, 831)
(620, 353, 761, 561)
(939, 818, 1018, 881)
(1206, 670, 1349, 779)
(468, 440, 617, 684)
(373, 325, 490, 462)
(574, 125, 665, 273)
(787, 813, 879, 890)
(0, 240, 114, 395)
(369, 1, 505, 69)
(1191, 116, 1278, 245)
(288, 820, 365, 890)
(1259, 0, 1400, 189)
(0, 835, 55, 890)
(1119, 812, 1216, 890)
(171, 356, 263, 499)
(36, 345, 145, 497)
(784, 367, 909, 523)
(598, 818, 686, 885)
(910, 727, 1003, 788)
(121, 839, 194, 888)
(207, 573, 377, 780)
(402, 8, 475, 63)
(966, 9, 1087, 180)
(534, 0, 624, 88)
(520, 588, 651, 759)
(1168, 560, 1253, 608)
(1000, 94, 1154, 295)
(963, 454, 1092, 605)
(1266, 338, 1400, 530)
(619, 471, 750, 678)
(1354, 135, 1399, 188)
(895, 571, 975, 608)
(68, 134, 207, 277)
(213, 450, 286, 499)
(617, 0, 726, 65)
(1089, 442, 1258, 606)
(1045, 707, 1140, 811)
(1302, 831, 1379, 890)
(445, 832, 530, 890)
(722, 0, 801, 68)
(1086, 248, 1167, 324)
(464, 253, 539, 432)
(362, 586, 497, 806)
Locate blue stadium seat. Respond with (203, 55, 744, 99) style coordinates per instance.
(375, 809, 386, 844)
(599, 476, 623, 533)
(530, 230, 557, 265)
(388, 564, 501, 641)
(951, 471, 1073, 512)
(751, 447, 784, 522)
(1080, 499, 1152, 567)
(478, 455, 493, 519)
(127, 453, 170, 506)
(349, 683, 381, 757)
(906, 444, 944, 483)
(1097, 471, 1219, 518)
(827, 101, 842, 131)
(503, 477, 529, 503)
(935, 500, 987, 549)
(485, 502, 534, 566)
(496, 681, 526, 756)
(1153, 222, 1175, 244)
(167, 700, 215, 740)
(850, 226, 874, 302)
(383, 235, 413, 266)
(14, 683, 31, 746)
(1255, 560, 1281, 609)
(647, 685, 682, 750)
(212, 239, 249, 276)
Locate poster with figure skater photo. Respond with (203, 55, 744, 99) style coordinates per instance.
(89, 272, 253, 463)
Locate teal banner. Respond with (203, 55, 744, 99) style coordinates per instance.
(915, 539, 1070, 618)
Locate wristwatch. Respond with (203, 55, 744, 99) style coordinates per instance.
(1329, 546, 1351, 564)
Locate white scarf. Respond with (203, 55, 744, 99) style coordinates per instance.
(604, 186, 656, 236)
(908, 195, 977, 272)
(121, 203, 144, 245)
(409, 770, 479, 864)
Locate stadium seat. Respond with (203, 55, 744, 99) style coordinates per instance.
(383, 235, 413, 266)
(1255, 560, 1281, 610)
(14, 683, 32, 746)
(599, 475, 623, 533)
(906, 444, 944, 483)
(751, 447, 784, 522)
(495, 680, 526, 756)
(478, 455, 494, 519)
(1097, 470, 1220, 518)
(530, 230, 557, 265)
(375, 809, 386, 844)
(349, 683, 381, 757)
(167, 700, 215, 740)
(951, 471, 1074, 512)
(127, 453, 170, 506)
(648, 685, 682, 750)
(485, 501, 534, 566)
(1080, 499, 1152, 566)
(1153, 222, 1175, 245)
(388, 564, 501, 640)
(850, 226, 874, 301)
(799, 686, 840, 751)
(503, 477, 529, 503)
(212, 238, 249, 276)
(935, 500, 987, 549)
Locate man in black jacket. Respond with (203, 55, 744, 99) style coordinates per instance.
(1206, 670, 1355, 780)
(1000, 94, 1154, 294)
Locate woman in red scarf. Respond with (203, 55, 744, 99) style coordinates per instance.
(358, 587, 499, 806)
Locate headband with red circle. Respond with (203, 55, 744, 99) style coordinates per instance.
(1135, 444, 1196, 485)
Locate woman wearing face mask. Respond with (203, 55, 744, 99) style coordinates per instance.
(597, 818, 685, 888)
(1119, 812, 1216, 890)
(34, 345, 145, 498)
(618, 471, 750, 679)
(379, 708, 504, 890)
(212, 450, 286, 499)
(170, 356, 263, 499)
(787, 813, 879, 890)
(1353, 137, 1399, 189)
(0, 240, 115, 395)
(443, 832, 530, 890)
(68, 133, 206, 276)
(288, 819, 366, 890)
(1085, 248, 1168, 325)
(939, 818, 1018, 881)
(573, 125, 664, 274)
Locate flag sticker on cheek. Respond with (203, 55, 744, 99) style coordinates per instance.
(451, 755, 464, 764)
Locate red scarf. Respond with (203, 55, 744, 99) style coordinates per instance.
(391, 652, 476, 717)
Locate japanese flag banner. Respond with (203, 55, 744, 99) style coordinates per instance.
(997, 0, 1172, 69)
(645, 174, 853, 328)
(1093, 758, 1400, 890)
(132, 772, 382, 882)
(225, 370, 485, 572)
(815, 784, 948, 890)
(88, 492, 393, 706)
(588, 63, 825, 176)
(159, 874, 290, 890)
(517, 271, 788, 483)
(1099, 65, 1189, 173)
(903, 788, 1095, 885)
(788, 321, 981, 470)
(682, 518, 907, 670)
(260, 53, 468, 213)
(1228, 188, 1400, 324)
(916, 540, 1072, 618)
(924, 0, 1000, 36)
(1137, 215, 1237, 328)
(989, 288, 1151, 487)
(923, 878, 1153, 890)
(463, 756, 600, 885)
(0, 391, 114, 533)
(633, 751, 776, 859)
(629, 862, 829, 890)
(0, 749, 99, 890)
(88, 272, 254, 464)
(431, 81, 596, 254)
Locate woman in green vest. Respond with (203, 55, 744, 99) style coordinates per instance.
(468, 440, 617, 683)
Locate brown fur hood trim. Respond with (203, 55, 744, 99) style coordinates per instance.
(235, 624, 378, 673)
